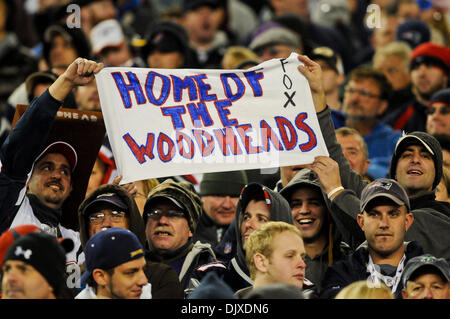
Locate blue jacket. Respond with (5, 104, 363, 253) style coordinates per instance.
(331, 110, 401, 179)
(363, 121, 402, 179)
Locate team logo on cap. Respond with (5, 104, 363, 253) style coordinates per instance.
(262, 188, 272, 209)
(15, 246, 32, 259)
(370, 181, 392, 190)
(421, 256, 436, 263)
(152, 32, 164, 45)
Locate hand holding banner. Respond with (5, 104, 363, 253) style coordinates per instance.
(95, 52, 328, 184)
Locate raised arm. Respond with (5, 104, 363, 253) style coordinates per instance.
(49, 58, 103, 101)
(297, 55, 327, 113)
(0, 58, 103, 180)
(297, 55, 367, 196)
(311, 156, 365, 249)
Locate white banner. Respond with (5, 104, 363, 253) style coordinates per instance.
(95, 53, 329, 184)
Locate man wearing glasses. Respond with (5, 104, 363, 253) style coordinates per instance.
(340, 67, 402, 179)
(79, 186, 145, 248)
(142, 179, 217, 296)
(78, 184, 184, 298)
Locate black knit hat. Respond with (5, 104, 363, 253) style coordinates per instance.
(141, 20, 195, 68)
(200, 171, 248, 197)
(3, 232, 73, 296)
(389, 131, 443, 190)
(181, 0, 221, 13)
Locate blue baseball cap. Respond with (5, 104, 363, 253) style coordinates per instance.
(85, 228, 144, 275)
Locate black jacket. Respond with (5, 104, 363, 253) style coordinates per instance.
(192, 211, 229, 250)
(320, 241, 424, 299)
(147, 239, 216, 296)
(146, 261, 184, 299)
(383, 98, 427, 133)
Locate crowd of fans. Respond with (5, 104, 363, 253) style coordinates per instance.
(0, 0, 449, 300)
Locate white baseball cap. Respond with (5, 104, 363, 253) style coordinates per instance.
(90, 19, 125, 55)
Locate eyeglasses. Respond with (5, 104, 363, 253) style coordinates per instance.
(344, 87, 380, 99)
(145, 209, 185, 221)
(89, 211, 127, 224)
(426, 106, 450, 116)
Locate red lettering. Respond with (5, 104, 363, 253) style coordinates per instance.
(275, 116, 297, 150)
(123, 133, 155, 164)
(295, 113, 317, 152)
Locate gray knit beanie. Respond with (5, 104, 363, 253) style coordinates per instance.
(200, 171, 248, 197)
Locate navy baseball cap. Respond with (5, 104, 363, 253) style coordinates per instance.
(82, 192, 128, 217)
(85, 228, 144, 275)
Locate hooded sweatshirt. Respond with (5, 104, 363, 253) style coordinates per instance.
(279, 169, 353, 293)
(78, 184, 146, 250)
(77, 184, 183, 299)
(192, 183, 295, 293)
